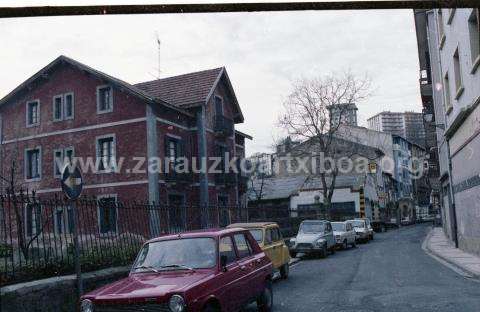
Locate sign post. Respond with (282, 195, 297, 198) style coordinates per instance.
(61, 165, 84, 298)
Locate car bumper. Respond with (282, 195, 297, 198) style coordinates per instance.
(355, 232, 367, 239)
(292, 243, 325, 253)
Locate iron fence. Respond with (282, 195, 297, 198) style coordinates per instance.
(0, 191, 338, 286)
(0, 191, 246, 286)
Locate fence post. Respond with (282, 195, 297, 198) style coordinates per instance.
(71, 199, 83, 298)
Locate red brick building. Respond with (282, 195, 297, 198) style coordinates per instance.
(0, 55, 251, 235)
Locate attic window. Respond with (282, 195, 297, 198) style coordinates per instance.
(97, 85, 113, 113)
(26, 100, 40, 127)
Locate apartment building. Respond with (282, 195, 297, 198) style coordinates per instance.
(327, 103, 358, 127)
(0, 56, 251, 234)
(415, 8, 480, 255)
(367, 111, 426, 146)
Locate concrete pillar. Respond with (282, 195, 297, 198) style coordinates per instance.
(196, 107, 209, 227)
(146, 104, 160, 237)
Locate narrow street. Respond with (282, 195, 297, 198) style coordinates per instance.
(266, 225, 480, 312)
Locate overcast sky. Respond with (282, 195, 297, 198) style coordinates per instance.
(0, 1, 423, 156)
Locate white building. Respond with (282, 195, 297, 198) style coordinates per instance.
(418, 8, 480, 256)
(367, 111, 426, 147)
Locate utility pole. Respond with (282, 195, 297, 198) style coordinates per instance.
(156, 32, 161, 79)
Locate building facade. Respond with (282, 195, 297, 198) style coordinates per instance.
(415, 8, 480, 256)
(0, 56, 251, 235)
(367, 111, 426, 147)
(328, 103, 358, 127)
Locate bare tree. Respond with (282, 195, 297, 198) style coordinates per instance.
(278, 70, 372, 211)
(247, 153, 273, 218)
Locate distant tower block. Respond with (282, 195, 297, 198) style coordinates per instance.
(327, 103, 358, 127)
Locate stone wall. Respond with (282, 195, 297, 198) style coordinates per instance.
(1, 266, 129, 312)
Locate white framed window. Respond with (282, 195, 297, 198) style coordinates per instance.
(54, 205, 74, 234)
(64, 92, 74, 119)
(443, 72, 452, 114)
(25, 203, 42, 237)
(53, 95, 63, 121)
(437, 10, 446, 49)
(25, 147, 41, 181)
(468, 9, 480, 74)
(96, 85, 113, 114)
(97, 194, 118, 234)
(453, 47, 464, 100)
(53, 149, 64, 177)
(96, 134, 116, 172)
(26, 100, 40, 127)
(53, 147, 74, 178)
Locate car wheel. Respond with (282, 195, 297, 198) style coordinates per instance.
(320, 244, 327, 258)
(351, 240, 357, 248)
(343, 240, 348, 250)
(290, 251, 297, 258)
(280, 263, 289, 279)
(203, 302, 220, 312)
(257, 280, 273, 312)
(330, 246, 335, 255)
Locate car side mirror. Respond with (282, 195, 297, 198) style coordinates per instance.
(220, 255, 228, 272)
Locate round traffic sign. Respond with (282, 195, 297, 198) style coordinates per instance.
(61, 165, 83, 200)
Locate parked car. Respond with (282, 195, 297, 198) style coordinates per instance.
(227, 222, 291, 279)
(348, 218, 374, 242)
(289, 220, 336, 258)
(80, 228, 273, 312)
(331, 221, 357, 249)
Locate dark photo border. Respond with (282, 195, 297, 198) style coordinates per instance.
(0, 1, 478, 19)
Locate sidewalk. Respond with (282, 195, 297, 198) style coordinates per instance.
(424, 227, 480, 279)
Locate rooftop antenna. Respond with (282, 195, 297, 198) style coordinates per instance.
(155, 31, 161, 79)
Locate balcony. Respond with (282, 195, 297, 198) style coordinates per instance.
(215, 172, 237, 186)
(214, 115, 234, 137)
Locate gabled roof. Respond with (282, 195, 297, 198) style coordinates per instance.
(248, 176, 308, 201)
(135, 67, 223, 107)
(135, 67, 244, 123)
(0, 55, 192, 117)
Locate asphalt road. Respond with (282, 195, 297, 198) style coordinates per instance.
(253, 224, 480, 312)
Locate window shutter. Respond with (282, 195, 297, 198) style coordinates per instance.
(109, 202, 117, 232)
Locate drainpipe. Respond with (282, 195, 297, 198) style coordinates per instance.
(196, 106, 209, 227)
(445, 138, 459, 248)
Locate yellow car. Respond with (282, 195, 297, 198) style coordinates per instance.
(227, 222, 291, 279)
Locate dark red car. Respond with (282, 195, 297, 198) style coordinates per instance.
(80, 228, 273, 312)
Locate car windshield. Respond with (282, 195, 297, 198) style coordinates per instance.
(332, 223, 346, 231)
(249, 229, 263, 243)
(351, 220, 365, 228)
(299, 222, 325, 233)
(132, 238, 216, 271)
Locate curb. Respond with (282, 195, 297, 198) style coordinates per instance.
(422, 228, 480, 280)
(289, 257, 301, 266)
